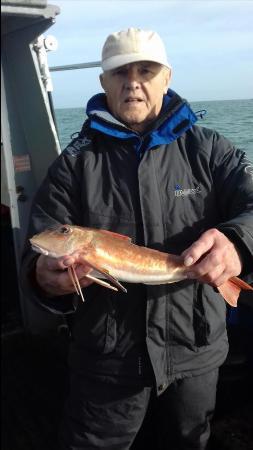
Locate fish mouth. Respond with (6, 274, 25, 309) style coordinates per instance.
(31, 242, 60, 258)
(31, 243, 50, 256)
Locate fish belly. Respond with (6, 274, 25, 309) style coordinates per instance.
(91, 267, 186, 285)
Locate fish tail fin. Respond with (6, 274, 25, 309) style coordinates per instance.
(217, 276, 253, 307)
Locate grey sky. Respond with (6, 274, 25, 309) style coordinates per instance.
(47, 0, 253, 108)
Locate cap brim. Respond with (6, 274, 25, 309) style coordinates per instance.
(101, 53, 171, 71)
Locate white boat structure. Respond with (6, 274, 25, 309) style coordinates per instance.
(1, 0, 100, 334)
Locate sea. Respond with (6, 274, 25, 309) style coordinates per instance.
(55, 99, 253, 161)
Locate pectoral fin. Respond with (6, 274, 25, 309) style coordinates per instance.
(85, 273, 118, 291)
(79, 258, 127, 293)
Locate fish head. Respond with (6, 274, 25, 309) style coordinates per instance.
(30, 224, 93, 258)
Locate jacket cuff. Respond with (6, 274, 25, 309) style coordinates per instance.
(21, 254, 78, 315)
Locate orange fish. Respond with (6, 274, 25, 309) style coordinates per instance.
(30, 225, 253, 305)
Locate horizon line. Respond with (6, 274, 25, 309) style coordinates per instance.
(54, 97, 252, 110)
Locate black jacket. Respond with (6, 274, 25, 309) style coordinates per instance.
(21, 90, 253, 394)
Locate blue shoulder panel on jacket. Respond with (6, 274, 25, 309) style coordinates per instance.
(147, 103, 198, 150)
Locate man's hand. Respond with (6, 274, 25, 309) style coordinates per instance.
(181, 228, 242, 287)
(35, 255, 93, 297)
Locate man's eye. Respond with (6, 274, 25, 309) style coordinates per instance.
(113, 69, 127, 76)
(140, 68, 151, 75)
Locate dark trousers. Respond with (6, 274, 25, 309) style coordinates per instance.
(59, 368, 219, 450)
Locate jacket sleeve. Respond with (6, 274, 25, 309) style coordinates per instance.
(20, 146, 84, 314)
(210, 133, 253, 278)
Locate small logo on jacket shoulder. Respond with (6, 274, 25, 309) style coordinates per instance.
(174, 184, 201, 197)
(65, 136, 91, 156)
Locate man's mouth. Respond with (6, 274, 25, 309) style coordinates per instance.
(124, 97, 143, 103)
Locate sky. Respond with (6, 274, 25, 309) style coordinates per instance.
(46, 0, 253, 108)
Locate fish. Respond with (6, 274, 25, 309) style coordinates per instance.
(30, 224, 253, 306)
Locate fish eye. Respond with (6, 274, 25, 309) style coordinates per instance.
(59, 225, 71, 235)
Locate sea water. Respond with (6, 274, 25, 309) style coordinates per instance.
(55, 99, 253, 161)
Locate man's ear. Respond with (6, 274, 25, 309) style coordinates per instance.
(164, 68, 172, 94)
(100, 73, 106, 91)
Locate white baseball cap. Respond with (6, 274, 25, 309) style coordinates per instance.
(101, 28, 171, 72)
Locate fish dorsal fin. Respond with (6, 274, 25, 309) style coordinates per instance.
(98, 230, 132, 242)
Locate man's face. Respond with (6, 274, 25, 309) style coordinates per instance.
(100, 61, 171, 133)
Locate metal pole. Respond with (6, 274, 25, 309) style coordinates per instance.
(49, 61, 101, 72)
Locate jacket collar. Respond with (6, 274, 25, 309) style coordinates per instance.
(86, 89, 198, 150)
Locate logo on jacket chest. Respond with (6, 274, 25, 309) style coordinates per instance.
(174, 184, 201, 197)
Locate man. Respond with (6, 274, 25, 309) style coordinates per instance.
(21, 28, 253, 449)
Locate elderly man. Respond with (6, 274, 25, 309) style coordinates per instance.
(21, 28, 253, 449)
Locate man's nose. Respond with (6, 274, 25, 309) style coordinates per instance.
(124, 68, 140, 88)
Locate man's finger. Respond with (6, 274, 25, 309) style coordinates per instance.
(45, 256, 69, 271)
(182, 230, 216, 266)
(45, 255, 78, 271)
(62, 257, 76, 267)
